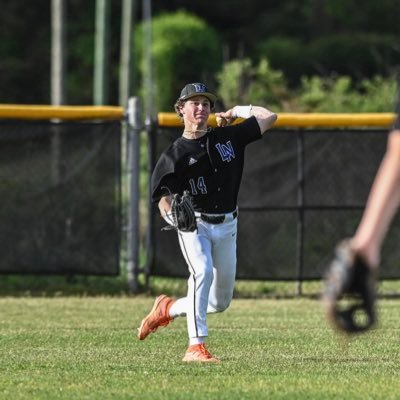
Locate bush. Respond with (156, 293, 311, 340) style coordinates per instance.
(296, 74, 397, 112)
(216, 56, 397, 113)
(216, 58, 289, 111)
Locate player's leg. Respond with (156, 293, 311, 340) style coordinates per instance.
(137, 294, 175, 340)
(207, 218, 238, 314)
(173, 226, 220, 362)
(172, 228, 214, 339)
(138, 227, 215, 350)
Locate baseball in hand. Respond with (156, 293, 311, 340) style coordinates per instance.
(216, 115, 228, 127)
(216, 116, 224, 127)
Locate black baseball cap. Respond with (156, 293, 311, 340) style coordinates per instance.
(178, 83, 217, 105)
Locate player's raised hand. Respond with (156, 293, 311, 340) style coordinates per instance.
(215, 110, 236, 127)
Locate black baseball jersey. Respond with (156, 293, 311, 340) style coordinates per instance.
(151, 116, 261, 214)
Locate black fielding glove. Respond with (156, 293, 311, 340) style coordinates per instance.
(322, 240, 377, 334)
(163, 190, 197, 233)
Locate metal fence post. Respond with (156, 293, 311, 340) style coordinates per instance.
(50, 0, 66, 185)
(296, 130, 305, 296)
(126, 97, 141, 293)
(143, 119, 156, 288)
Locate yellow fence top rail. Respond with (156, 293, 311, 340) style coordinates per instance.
(158, 112, 397, 128)
(0, 105, 396, 128)
(0, 104, 124, 120)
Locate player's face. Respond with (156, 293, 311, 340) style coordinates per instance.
(181, 96, 211, 125)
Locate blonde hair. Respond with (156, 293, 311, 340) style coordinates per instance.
(174, 99, 186, 121)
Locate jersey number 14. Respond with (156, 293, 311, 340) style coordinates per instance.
(189, 176, 207, 195)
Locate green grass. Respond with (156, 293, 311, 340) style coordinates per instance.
(1, 296, 400, 399)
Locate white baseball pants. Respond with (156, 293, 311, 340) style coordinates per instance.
(169, 213, 238, 338)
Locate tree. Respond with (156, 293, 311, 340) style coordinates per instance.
(134, 11, 222, 113)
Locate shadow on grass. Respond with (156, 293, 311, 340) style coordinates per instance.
(0, 274, 136, 297)
(1, 274, 400, 299)
(0, 274, 320, 298)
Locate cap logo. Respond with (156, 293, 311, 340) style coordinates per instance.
(192, 83, 207, 93)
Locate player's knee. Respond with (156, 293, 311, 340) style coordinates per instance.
(216, 301, 230, 313)
(208, 297, 231, 313)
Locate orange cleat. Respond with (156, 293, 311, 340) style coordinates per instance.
(182, 343, 220, 363)
(137, 295, 175, 340)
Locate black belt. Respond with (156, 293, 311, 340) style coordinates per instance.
(200, 210, 238, 224)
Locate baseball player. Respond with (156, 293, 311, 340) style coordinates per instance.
(137, 82, 277, 362)
(323, 111, 400, 334)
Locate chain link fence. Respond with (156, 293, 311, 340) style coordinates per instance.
(0, 120, 121, 275)
(149, 127, 400, 281)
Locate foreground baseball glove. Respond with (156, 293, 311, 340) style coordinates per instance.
(322, 240, 377, 334)
(163, 190, 197, 232)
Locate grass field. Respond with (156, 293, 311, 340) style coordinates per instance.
(1, 295, 400, 400)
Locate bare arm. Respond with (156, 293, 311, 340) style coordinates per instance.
(158, 195, 172, 217)
(215, 105, 277, 134)
(351, 130, 400, 267)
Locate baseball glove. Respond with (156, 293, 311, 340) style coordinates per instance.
(163, 190, 197, 232)
(322, 240, 377, 334)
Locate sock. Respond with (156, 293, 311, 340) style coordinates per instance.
(189, 336, 206, 346)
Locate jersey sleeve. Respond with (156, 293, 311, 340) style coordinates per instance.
(234, 116, 262, 146)
(215, 116, 261, 148)
(151, 151, 179, 203)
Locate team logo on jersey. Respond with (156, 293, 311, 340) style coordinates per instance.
(188, 157, 198, 166)
(215, 141, 235, 162)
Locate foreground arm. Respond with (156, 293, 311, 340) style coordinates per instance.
(351, 129, 400, 268)
(322, 119, 400, 335)
(215, 105, 277, 134)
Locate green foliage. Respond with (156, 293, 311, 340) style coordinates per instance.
(216, 58, 288, 111)
(255, 36, 310, 85)
(359, 75, 398, 112)
(297, 76, 356, 112)
(257, 33, 400, 87)
(67, 33, 95, 104)
(216, 56, 397, 112)
(1, 1, 399, 105)
(307, 33, 400, 79)
(297, 74, 396, 112)
(134, 11, 222, 113)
